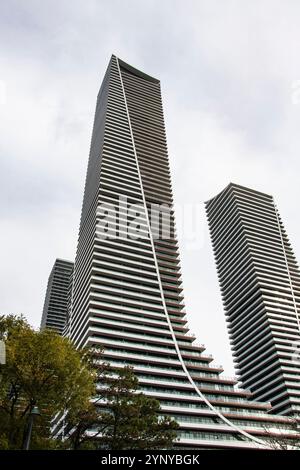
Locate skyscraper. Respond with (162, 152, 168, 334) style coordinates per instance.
(206, 183, 300, 417)
(41, 258, 74, 334)
(67, 56, 298, 448)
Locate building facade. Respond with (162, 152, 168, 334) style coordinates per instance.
(41, 258, 74, 334)
(206, 183, 300, 417)
(66, 56, 298, 448)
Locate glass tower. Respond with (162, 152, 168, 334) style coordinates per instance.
(67, 57, 298, 448)
(206, 183, 300, 417)
(41, 258, 74, 334)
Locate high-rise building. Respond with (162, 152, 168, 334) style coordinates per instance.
(206, 183, 300, 417)
(66, 56, 298, 448)
(41, 258, 74, 334)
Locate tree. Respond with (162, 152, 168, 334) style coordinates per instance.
(0, 314, 96, 449)
(262, 418, 300, 449)
(65, 366, 179, 450)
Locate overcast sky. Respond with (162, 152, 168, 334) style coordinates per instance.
(1, 0, 300, 376)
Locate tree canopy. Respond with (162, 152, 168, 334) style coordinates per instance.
(65, 366, 179, 450)
(0, 314, 96, 449)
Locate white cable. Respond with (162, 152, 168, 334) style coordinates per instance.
(274, 202, 300, 334)
(116, 57, 269, 449)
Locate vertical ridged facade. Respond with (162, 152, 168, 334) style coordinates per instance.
(206, 183, 300, 417)
(67, 57, 298, 448)
(41, 258, 74, 334)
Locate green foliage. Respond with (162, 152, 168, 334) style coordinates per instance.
(66, 366, 179, 450)
(0, 314, 96, 449)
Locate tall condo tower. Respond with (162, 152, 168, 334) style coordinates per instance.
(41, 258, 74, 334)
(67, 56, 298, 448)
(206, 183, 300, 417)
